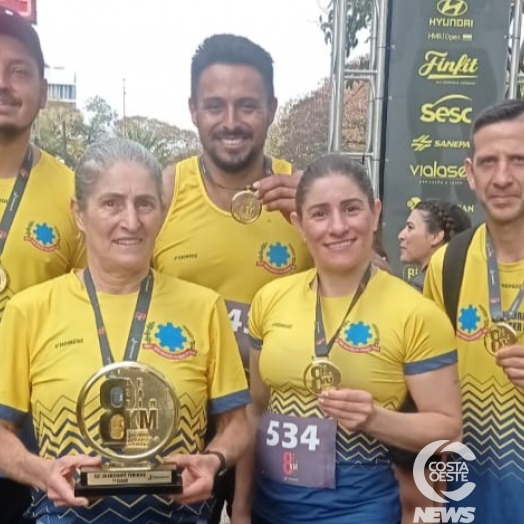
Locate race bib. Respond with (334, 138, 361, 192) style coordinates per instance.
(225, 300, 250, 370)
(257, 412, 337, 489)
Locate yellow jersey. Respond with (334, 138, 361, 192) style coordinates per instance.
(425, 223, 524, 524)
(0, 149, 84, 320)
(154, 156, 311, 368)
(0, 270, 249, 523)
(249, 269, 457, 523)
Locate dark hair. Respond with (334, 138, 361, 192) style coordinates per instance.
(470, 99, 524, 154)
(296, 154, 375, 217)
(190, 34, 274, 100)
(0, 8, 44, 77)
(414, 199, 471, 243)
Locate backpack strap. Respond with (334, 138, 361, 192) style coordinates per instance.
(442, 225, 480, 330)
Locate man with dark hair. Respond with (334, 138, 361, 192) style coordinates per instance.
(0, 8, 84, 523)
(154, 34, 312, 523)
(425, 98, 524, 523)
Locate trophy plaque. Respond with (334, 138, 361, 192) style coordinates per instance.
(303, 358, 341, 396)
(75, 361, 182, 497)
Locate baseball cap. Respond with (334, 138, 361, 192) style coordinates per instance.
(0, 7, 44, 76)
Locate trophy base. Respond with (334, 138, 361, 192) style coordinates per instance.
(75, 465, 183, 497)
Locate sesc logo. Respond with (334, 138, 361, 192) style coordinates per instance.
(437, 0, 468, 17)
(420, 94, 472, 124)
(413, 440, 476, 523)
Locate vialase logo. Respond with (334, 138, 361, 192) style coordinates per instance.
(420, 94, 472, 124)
(411, 162, 466, 179)
(437, 0, 468, 17)
(418, 51, 478, 81)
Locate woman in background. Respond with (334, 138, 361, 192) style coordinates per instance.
(398, 199, 471, 291)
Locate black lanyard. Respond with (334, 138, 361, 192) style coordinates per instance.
(486, 234, 524, 322)
(0, 147, 34, 257)
(314, 265, 372, 357)
(84, 268, 154, 365)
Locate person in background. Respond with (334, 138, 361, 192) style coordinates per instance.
(0, 138, 250, 524)
(234, 154, 462, 524)
(0, 8, 84, 523)
(153, 34, 312, 523)
(398, 199, 471, 291)
(394, 198, 471, 523)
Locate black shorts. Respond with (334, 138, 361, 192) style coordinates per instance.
(0, 478, 34, 524)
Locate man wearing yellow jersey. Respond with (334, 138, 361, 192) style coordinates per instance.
(425, 99, 524, 523)
(0, 9, 83, 523)
(154, 34, 311, 523)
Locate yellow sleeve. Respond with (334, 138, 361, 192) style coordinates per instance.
(423, 243, 447, 312)
(403, 297, 457, 375)
(248, 288, 264, 350)
(207, 296, 250, 414)
(69, 234, 87, 270)
(0, 301, 31, 425)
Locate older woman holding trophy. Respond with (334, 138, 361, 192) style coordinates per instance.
(234, 154, 462, 524)
(0, 138, 250, 524)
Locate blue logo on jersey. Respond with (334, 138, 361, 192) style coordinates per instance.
(257, 242, 296, 275)
(24, 221, 59, 251)
(456, 304, 488, 342)
(144, 321, 196, 360)
(338, 321, 380, 353)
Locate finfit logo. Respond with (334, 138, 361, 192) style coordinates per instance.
(437, 0, 468, 17)
(413, 440, 476, 523)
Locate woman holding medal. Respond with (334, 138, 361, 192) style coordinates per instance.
(0, 138, 251, 524)
(233, 154, 462, 524)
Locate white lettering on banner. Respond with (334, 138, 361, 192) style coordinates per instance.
(266, 420, 321, 451)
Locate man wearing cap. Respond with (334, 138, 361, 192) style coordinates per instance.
(0, 8, 84, 523)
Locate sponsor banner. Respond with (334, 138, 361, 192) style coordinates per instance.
(381, 0, 511, 273)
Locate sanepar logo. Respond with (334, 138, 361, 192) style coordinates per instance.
(420, 94, 472, 124)
(437, 0, 468, 17)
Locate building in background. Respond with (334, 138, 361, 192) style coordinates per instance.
(45, 66, 77, 106)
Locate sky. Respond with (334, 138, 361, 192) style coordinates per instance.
(35, 0, 337, 131)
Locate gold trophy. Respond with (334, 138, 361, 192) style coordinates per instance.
(75, 361, 182, 497)
(231, 188, 262, 224)
(484, 322, 518, 354)
(303, 358, 341, 396)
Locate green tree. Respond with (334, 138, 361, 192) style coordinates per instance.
(267, 77, 368, 169)
(33, 102, 85, 167)
(82, 95, 117, 145)
(319, 0, 373, 55)
(115, 116, 201, 166)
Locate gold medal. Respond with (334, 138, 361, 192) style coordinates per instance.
(231, 188, 262, 224)
(303, 358, 341, 396)
(484, 322, 518, 354)
(0, 265, 8, 293)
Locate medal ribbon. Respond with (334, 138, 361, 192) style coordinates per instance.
(0, 147, 34, 258)
(314, 264, 372, 357)
(486, 234, 524, 322)
(84, 268, 154, 365)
